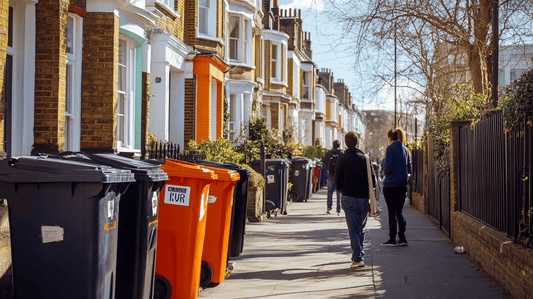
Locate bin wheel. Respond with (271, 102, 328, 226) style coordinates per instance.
(154, 274, 172, 299)
(288, 190, 300, 202)
(200, 260, 213, 287)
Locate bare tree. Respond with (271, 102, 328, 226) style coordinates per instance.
(325, 0, 533, 115)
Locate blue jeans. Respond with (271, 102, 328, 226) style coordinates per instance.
(327, 177, 341, 213)
(342, 196, 369, 263)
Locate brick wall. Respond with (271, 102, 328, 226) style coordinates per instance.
(184, 76, 196, 147)
(287, 58, 293, 96)
(80, 12, 118, 153)
(270, 102, 279, 130)
(33, 0, 70, 154)
(155, 0, 185, 41)
(184, 0, 197, 46)
(452, 212, 533, 299)
(0, 0, 8, 157)
(410, 191, 426, 214)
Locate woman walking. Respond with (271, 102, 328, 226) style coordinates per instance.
(381, 127, 412, 247)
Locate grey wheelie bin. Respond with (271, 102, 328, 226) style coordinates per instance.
(193, 160, 250, 258)
(0, 156, 134, 299)
(289, 158, 310, 202)
(305, 160, 316, 201)
(251, 159, 290, 215)
(63, 153, 169, 299)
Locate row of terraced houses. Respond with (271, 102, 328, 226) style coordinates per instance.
(0, 0, 365, 159)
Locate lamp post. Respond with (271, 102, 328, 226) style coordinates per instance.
(492, 0, 499, 108)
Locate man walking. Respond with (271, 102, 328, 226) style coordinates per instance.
(335, 132, 376, 268)
(323, 140, 343, 215)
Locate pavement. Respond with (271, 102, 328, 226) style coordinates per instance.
(199, 185, 513, 299)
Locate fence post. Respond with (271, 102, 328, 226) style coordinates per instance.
(449, 120, 471, 241)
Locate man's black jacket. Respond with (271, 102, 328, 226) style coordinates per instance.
(335, 147, 376, 198)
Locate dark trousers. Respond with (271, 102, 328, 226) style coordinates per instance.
(383, 186, 407, 240)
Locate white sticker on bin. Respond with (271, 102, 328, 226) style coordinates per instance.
(41, 226, 64, 243)
(152, 192, 159, 216)
(108, 200, 115, 218)
(164, 185, 191, 206)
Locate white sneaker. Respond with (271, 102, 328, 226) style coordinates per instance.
(350, 261, 364, 268)
(326, 210, 331, 214)
(337, 212, 340, 216)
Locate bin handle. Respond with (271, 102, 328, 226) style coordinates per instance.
(208, 195, 217, 203)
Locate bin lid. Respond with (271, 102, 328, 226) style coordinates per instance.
(200, 165, 240, 182)
(0, 156, 135, 184)
(82, 153, 169, 182)
(162, 159, 217, 180)
(194, 160, 251, 178)
(291, 157, 310, 164)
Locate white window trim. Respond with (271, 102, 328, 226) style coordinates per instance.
(117, 35, 137, 151)
(64, 13, 82, 152)
(302, 71, 310, 100)
(228, 14, 252, 66)
(8, 1, 37, 157)
(197, 0, 217, 39)
(271, 41, 281, 83)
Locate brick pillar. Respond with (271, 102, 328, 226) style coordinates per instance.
(32, 0, 69, 155)
(449, 120, 471, 239)
(0, 0, 8, 158)
(80, 12, 118, 153)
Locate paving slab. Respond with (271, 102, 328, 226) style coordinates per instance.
(199, 186, 513, 299)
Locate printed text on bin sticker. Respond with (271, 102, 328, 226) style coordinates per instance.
(152, 192, 158, 216)
(267, 175, 275, 183)
(164, 185, 191, 206)
(41, 226, 64, 243)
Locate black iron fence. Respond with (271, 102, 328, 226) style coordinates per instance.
(144, 140, 206, 162)
(458, 111, 533, 248)
(411, 149, 424, 195)
(426, 137, 451, 235)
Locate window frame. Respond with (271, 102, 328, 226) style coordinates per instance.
(198, 0, 217, 39)
(228, 14, 252, 65)
(64, 13, 82, 152)
(271, 43, 279, 81)
(117, 35, 137, 151)
(302, 71, 310, 100)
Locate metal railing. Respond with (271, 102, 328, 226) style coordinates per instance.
(427, 137, 451, 235)
(458, 111, 524, 244)
(144, 140, 206, 162)
(411, 149, 424, 195)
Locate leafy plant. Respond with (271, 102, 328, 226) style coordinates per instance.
(187, 138, 244, 164)
(302, 145, 326, 160)
(427, 84, 487, 177)
(499, 69, 533, 135)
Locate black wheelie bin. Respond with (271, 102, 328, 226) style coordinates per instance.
(251, 159, 290, 215)
(0, 156, 134, 299)
(289, 158, 310, 202)
(62, 153, 169, 299)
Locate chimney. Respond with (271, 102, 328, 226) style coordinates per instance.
(274, 0, 278, 7)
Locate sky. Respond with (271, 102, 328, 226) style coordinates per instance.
(277, 0, 398, 112)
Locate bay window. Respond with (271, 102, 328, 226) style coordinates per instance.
(229, 15, 251, 64)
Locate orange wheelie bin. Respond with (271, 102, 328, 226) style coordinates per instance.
(155, 160, 217, 299)
(197, 166, 240, 287)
